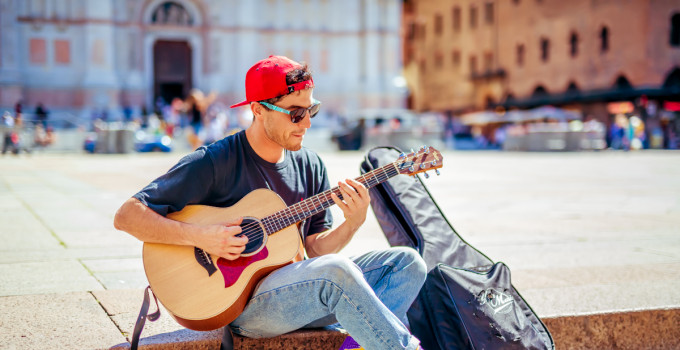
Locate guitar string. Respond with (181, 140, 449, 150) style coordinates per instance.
(231, 164, 403, 243)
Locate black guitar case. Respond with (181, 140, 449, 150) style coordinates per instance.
(360, 146, 554, 350)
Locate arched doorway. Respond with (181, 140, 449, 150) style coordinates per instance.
(153, 40, 192, 105)
(663, 67, 680, 90)
(144, 0, 202, 108)
(613, 75, 632, 90)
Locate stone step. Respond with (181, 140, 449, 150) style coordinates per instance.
(98, 289, 679, 350)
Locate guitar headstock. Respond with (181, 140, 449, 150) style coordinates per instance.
(395, 146, 443, 178)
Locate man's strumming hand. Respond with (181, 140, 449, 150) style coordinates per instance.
(193, 217, 248, 260)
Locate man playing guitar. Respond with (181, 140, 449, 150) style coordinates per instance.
(114, 55, 426, 350)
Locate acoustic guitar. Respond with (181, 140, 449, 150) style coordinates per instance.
(143, 147, 443, 331)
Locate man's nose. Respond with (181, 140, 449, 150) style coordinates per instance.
(300, 111, 312, 128)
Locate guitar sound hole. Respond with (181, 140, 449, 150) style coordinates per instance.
(239, 217, 266, 255)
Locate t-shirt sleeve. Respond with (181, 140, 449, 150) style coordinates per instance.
(306, 154, 334, 237)
(133, 148, 216, 216)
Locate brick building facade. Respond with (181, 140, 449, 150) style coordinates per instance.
(403, 0, 680, 123)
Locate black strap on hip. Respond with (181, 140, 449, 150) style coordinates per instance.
(130, 285, 161, 350)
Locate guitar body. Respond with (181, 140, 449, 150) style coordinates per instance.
(143, 189, 304, 331)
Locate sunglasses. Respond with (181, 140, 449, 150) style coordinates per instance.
(259, 99, 322, 123)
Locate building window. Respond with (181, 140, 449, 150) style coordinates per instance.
(470, 5, 477, 29)
(484, 52, 493, 72)
(29, 38, 47, 65)
(570, 32, 579, 57)
(469, 55, 478, 75)
(435, 14, 443, 35)
(453, 6, 461, 31)
(54, 39, 71, 64)
(671, 13, 680, 46)
(407, 22, 416, 41)
(540, 37, 550, 62)
(417, 23, 426, 40)
(405, 47, 414, 65)
(516, 44, 525, 66)
(600, 26, 609, 52)
(151, 1, 193, 26)
(484, 3, 494, 25)
(485, 96, 495, 108)
(452, 50, 461, 66)
(435, 52, 443, 68)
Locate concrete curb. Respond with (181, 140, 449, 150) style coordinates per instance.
(111, 329, 347, 350)
(107, 303, 680, 349)
(543, 308, 680, 350)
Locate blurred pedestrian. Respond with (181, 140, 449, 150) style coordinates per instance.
(3, 112, 28, 154)
(122, 103, 133, 124)
(33, 124, 56, 150)
(2, 111, 15, 154)
(610, 114, 627, 150)
(184, 88, 217, 149)
(35, 103, 49, 128)
(140, 105, 149, 128)
(14, 101, 22, 117)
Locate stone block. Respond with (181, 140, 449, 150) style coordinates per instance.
(0, 292, 126, 350)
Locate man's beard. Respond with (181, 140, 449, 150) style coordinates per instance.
(264, 121, 303, 152)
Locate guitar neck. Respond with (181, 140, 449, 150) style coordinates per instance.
(261, 161, 400, 234)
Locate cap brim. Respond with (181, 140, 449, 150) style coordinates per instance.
(230, 100, 250, 108)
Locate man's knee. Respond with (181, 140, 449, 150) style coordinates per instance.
(389, 247, 427, 277)
(313, 254, 364, 282)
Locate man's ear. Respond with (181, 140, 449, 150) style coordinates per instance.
(251, 102, 263, 120)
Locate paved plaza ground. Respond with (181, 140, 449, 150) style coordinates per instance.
(0, 148, 679, 349)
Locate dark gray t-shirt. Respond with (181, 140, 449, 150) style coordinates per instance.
(133, 130, 333, 241)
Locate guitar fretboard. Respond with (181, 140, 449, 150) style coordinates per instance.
(259, 161, 400, 234)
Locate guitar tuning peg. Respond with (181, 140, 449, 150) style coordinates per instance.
(435, 169, 441, 176)
(423, 172, 430, 179)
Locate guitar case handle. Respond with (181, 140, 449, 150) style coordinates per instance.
(130, 285, 161, 350)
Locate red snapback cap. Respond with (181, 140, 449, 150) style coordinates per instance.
(230, 55, 314, 108)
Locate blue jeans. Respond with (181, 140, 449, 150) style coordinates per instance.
(229, 247, 427, 350)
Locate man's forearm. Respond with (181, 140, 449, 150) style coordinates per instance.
(305, 219, 362, 258)
(113, 197, 198, 246)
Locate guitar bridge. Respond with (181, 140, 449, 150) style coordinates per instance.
(194, 247, 217, 276)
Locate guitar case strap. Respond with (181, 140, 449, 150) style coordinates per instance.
(130, 285, 161, 350)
